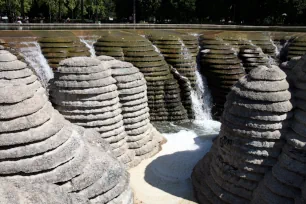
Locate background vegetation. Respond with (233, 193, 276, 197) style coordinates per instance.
(1, 0, 306, 24)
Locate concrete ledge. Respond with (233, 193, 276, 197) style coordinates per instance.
(1, 23, 306, 32)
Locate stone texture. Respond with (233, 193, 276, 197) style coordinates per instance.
(94, 31, 188, 121)
(250, 54, 306, 204)
(0, 179, 88, 204)
(50, 57, 135, 167)
(39, 37, 90, 70)
(0, 51, 133, 203)
(199, 35, 246, 120)
(192, 66, 293, 204)
(98, 56, 164, 167)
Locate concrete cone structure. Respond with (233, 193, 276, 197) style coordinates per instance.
(49, 57, 136, 167)
(0, 50, 133, 204)
(251, 55, 306, 203)
(192, 65, 293, 203)
(97, 56, 164, 164)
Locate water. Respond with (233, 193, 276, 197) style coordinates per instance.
(130, 120, 220, 203)
(79, 37, 97, 57)
(178, 39, 213, 121)
(152, 45, 162, 54)
(270, 38, 280, 58)
(191, 70, 213, 120)
(19, 41, 53, 87)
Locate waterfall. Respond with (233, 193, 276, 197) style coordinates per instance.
(191, 70, 213, 120)
(179, 39, 213, 120)
(19, 41, 53, 87)
(152, 45, 161, 54)
(79, 37, 97, 57)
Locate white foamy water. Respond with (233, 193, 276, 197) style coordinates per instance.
(191, 70, 213, 121)
(129, 120, 220, 204)
(19, 41, 53, 86)
(152, 44, 161, 54)
(270, 38, 280, 57)
(79, 37, 97, 57)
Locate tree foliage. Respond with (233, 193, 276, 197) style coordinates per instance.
(1, 0, 306, 24)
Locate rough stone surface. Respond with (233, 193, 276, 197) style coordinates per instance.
(94, 31, 189, 121)
(0, 52, 133, 204)
(250, 54, 306, 204)
(50, 57, 135, 167)
(192, 66, 293, 204)
(99, 56, 164, 165)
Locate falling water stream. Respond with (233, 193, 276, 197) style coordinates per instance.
(129, 37, 220, 204)
(19, 41, 53, 87)
(79, 37, 97, 57)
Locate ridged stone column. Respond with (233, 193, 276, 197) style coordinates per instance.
(192, 66, 293, 203)
(49, 57, 136, 167)
(0, 50, 133, 203)
(251, 55, 306, 203)
(98, 56, 164, 165)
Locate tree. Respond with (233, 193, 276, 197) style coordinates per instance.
(138, 0, 161, 21)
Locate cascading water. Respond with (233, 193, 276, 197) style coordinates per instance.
(179, 39, 213, 120)
(79, 37, 97, 57)
(19, 41, 53, 87)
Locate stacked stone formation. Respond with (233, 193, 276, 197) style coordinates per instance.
(0, 50, 133, 203)
(39, 37, 90, 70)
(98, 56, 162, 163)
(94, 32, 188, 121)
(146, 32, 197, 119)
(49, 57, 136, 167)
(170, 66, 194, 119)
(199, 35, 246, 119)
(147, 33, 198, 86)
(217, 32, 279, 63)
(251, 55, 306, 203)
(247, 34, 278, 60)
(192, 65, 293, 203)
(0, 179, 88, 204)
(239, 44, 270, 73)
(287, 35, 306, 60)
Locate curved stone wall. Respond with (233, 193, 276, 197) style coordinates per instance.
(0, 49, 133, 203)
(192, 66, 293, 203)
(94, 31, 188, 121)
(39, 37, 90, 70)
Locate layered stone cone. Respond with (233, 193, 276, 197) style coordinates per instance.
(94, 31, 188, 121)
(0, 50, 133, 203)
(192, 66, 293, 203)
(287, 35, 306, 60)
(146, 32, 198, 87)
(146, 31, 197, 119)
(251, 55, 306, 203)
(199, 36, 246, 119)
(49, 57, 136, 167)
(0, 179, 87, 204)
(98, 56, 163, 162)
(39, 37, 90, 70)
(239, 44, 270, 73)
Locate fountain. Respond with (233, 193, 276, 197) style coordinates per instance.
(19, 41, 54, 86)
